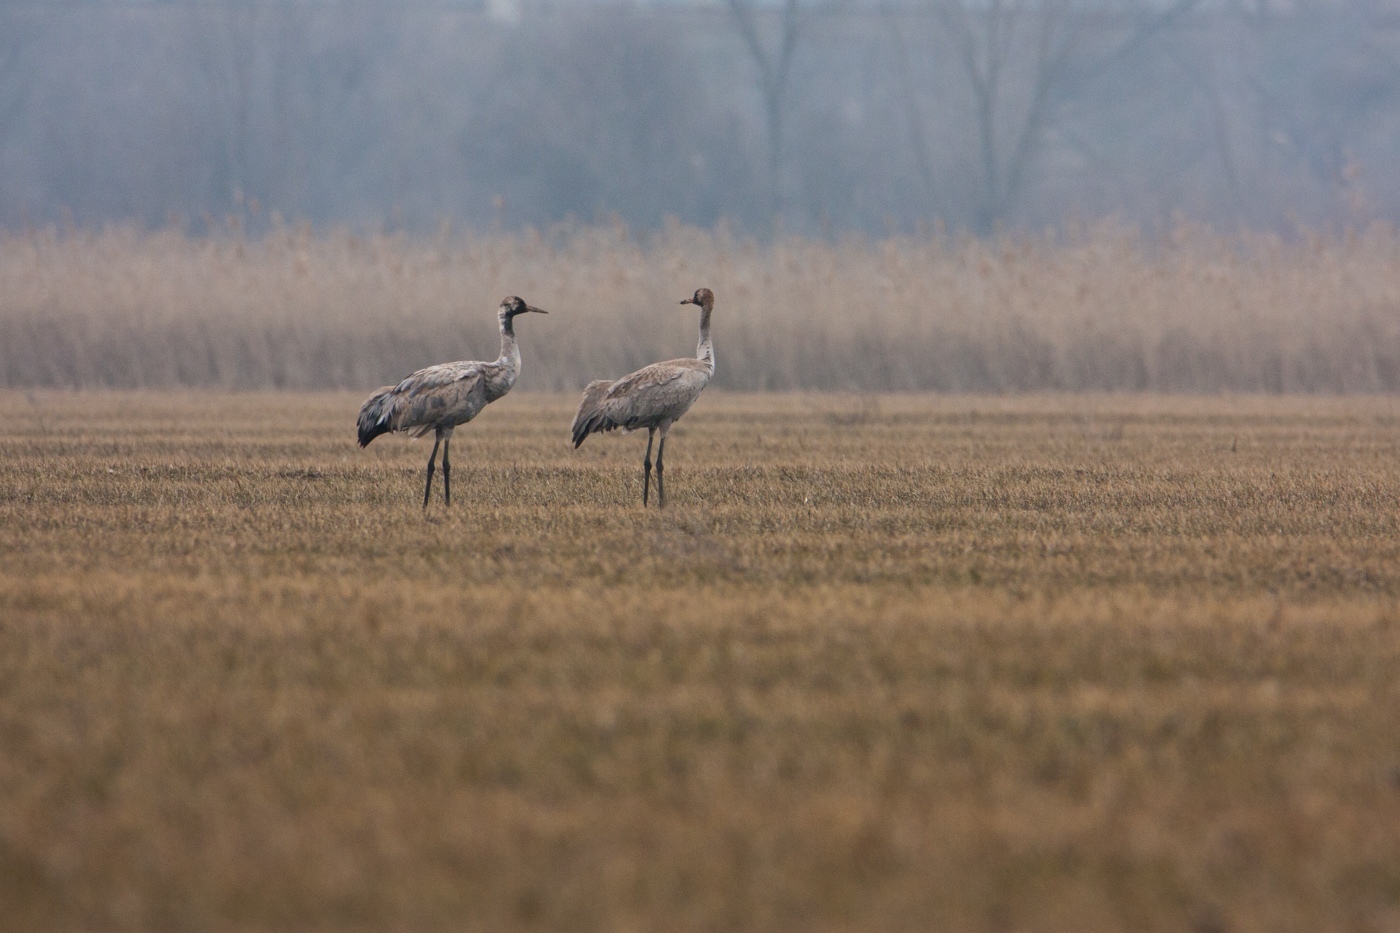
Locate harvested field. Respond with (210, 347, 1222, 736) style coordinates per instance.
(2, 391, 1400, 932)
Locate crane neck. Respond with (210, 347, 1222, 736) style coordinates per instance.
(695, 305, 715, 376)
(498, 315, 522, 373)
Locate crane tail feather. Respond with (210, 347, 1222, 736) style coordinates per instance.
(357, 386, 397, 448)
(571, 379, 616, 448)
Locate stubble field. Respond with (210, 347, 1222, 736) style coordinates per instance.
(3, 390, 1400, 932)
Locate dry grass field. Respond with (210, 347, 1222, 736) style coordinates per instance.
(3, 390, 1400, 932)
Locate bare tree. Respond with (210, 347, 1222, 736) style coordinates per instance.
(9, 1, 1400, 235)
(894, 0, 1199, 233)
(459, 11, 730, 229)
(724, 0, 827, 227)
(0, 0, 37, 150)
(1221, 0, 1400, 225)
(185, 0, 325, 226)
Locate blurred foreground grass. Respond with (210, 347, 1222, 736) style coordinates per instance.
(3, 391, 1400, 932)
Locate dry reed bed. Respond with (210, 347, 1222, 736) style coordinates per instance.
(3, 222, 1400, 392)
(3, 392, 1400, 931)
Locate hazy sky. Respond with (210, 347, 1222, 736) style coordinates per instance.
(2, 1, 1397, 234)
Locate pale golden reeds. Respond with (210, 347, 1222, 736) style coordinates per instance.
(3, 219, 1399, 392)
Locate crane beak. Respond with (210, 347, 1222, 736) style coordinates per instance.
(527, 306, 549, 314)
(679, 298, 695, 306)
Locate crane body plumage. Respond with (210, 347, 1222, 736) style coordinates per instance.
(571, 288, 716, 507)
(357, 295, 547, 508)
(358, 358, 508, 446)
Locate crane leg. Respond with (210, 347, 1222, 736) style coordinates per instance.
(423, 431, 442, 509)
(642, 429, 655, 506)
(442, 436, 451, 507)
(655, 435, 666, 508)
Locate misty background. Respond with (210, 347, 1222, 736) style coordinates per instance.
(2, 0, 1399, 237)
(5, 0, 1400, 394)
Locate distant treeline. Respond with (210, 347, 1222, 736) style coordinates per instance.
(1, 2, 1399, 236)
(3, 221, 1399, 393)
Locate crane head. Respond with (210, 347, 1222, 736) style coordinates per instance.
(679, 288, 714, 311)
(500, 296, 549, 318)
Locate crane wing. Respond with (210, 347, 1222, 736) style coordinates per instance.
(358, 361, 493, 444)
(572, 360, 710, 447)
(603, 363, 708, 426)
(392, 361, 485, 395)
(603, 363, 680, 398)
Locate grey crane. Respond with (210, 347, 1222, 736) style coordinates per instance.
(357, 295, 548, 508)
(571, 287, 716, 507)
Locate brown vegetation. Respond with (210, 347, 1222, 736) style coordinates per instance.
(3, 391, 1400, 931)
(4, 222, 1400, 392)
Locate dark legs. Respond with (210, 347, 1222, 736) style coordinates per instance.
(442, 436, 451, 507)
(640, 427, 669, 508)
(423, 430, 442, 509)
(421, 429, 457, 509)
(655, 434, 666, 508)
(642, 429, 655, 506)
